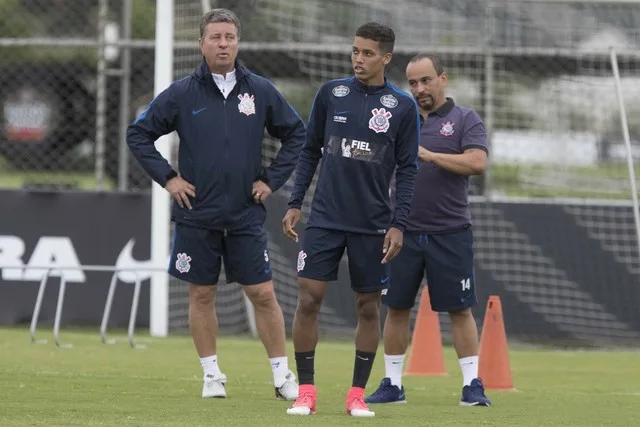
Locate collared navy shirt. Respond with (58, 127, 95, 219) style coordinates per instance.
(406, 98, 488, 233)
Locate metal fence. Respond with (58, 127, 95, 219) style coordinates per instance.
(1, 0, 640, 197)
(0, 0, 152, 191)
(3, 0, 640, 345)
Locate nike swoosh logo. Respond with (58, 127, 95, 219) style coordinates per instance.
(357, 356, 369, 361)
(334, 110, 349, 115)
(115, 238, 169, 283)
(192, 107, 207, 115)
(380, 275, 390, 284)
(460, 294, 473, 303)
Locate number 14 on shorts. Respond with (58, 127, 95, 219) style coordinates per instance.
(461, 278, 471, 291)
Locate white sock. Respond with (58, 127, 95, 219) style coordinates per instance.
(459, 356, 479, 387)
(384, 354, 406, 388)
(270, 357, 289, 387)
(200, 355, 222, 377)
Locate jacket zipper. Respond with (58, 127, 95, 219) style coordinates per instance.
(208, 75, 231, 229)
(360, 92, 368, 124)
(223, 96, 229, 229)
(207, 74, 242, 232)
(222, 79, 241, 232)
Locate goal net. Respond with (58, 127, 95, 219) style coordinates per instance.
(168, 0, 355, 336)
(164, 0, 640, 346)
(168, 0, 251, 334)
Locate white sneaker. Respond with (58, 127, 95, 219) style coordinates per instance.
(202, 373, 227, 398)
(346, 390, 375, 417)
(275, 370, 299, 401)
(286, 384, 317, 416)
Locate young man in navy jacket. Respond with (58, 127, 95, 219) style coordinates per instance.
(282, 22, 420, 417)
(127, 9, 304, 401)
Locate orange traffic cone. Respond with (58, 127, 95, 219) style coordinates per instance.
(405, 288, 447, 376)
(478, 295, 515, 390)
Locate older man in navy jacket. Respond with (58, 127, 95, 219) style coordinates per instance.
(127, 8, 304, 402)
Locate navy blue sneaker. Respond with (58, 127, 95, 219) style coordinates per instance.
(365, 378, 407, 404)
(460, 378, 491, 406)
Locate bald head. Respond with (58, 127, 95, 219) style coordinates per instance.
(406, 54, 448, 113)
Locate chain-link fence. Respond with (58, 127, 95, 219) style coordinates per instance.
(163, 0, 640, 346)
(0, 0, 155, 191)
(2, 0, 640, 195)
(3, 0, 640, 345)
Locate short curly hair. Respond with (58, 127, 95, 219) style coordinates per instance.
(355, 22, 395, 53)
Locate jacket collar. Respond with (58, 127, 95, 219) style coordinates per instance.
(194, 58, 248, 83)
(351, 76, 389, 94)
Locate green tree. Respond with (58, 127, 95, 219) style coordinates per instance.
(0, 0, 30, 38)
(131, 0, 156, 39)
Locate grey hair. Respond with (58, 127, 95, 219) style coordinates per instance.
(199, 8, 241, 39)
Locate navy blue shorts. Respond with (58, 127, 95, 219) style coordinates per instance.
(382, 228, 477, 312)
(168, 223, 272, 286)
(296, 227, 390, 293)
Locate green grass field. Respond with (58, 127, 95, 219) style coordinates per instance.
(1, 328, 639, 426)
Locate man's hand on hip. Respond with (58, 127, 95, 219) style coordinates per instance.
(252, 180, 272, 204)
(382, 227, 404, 264)
(165, 176, 196, 210)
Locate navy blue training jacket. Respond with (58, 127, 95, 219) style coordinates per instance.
(127, 60, 306, 231)
(288, 77, 419, 234)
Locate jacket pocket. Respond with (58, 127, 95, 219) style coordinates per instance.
(244, 175, 254, 205)
(191, 165, 223, 210)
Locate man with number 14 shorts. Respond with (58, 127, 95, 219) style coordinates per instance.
(366, 54, 492, 407)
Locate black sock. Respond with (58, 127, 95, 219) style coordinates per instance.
(295, 350, 315, 385)
(352, 350, 376, 388)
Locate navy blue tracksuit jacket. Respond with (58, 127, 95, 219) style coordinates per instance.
(126, 60, 306, 230)
(288, 77, 420, 234)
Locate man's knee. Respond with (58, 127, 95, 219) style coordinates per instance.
(243, 281, 278, 309)
(449, 307, 473, 322)
(297, 277, 326, 316)
(189, 284, 216, 308)
(386, 307, 411, 323)
(355, 292, 381, 322)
